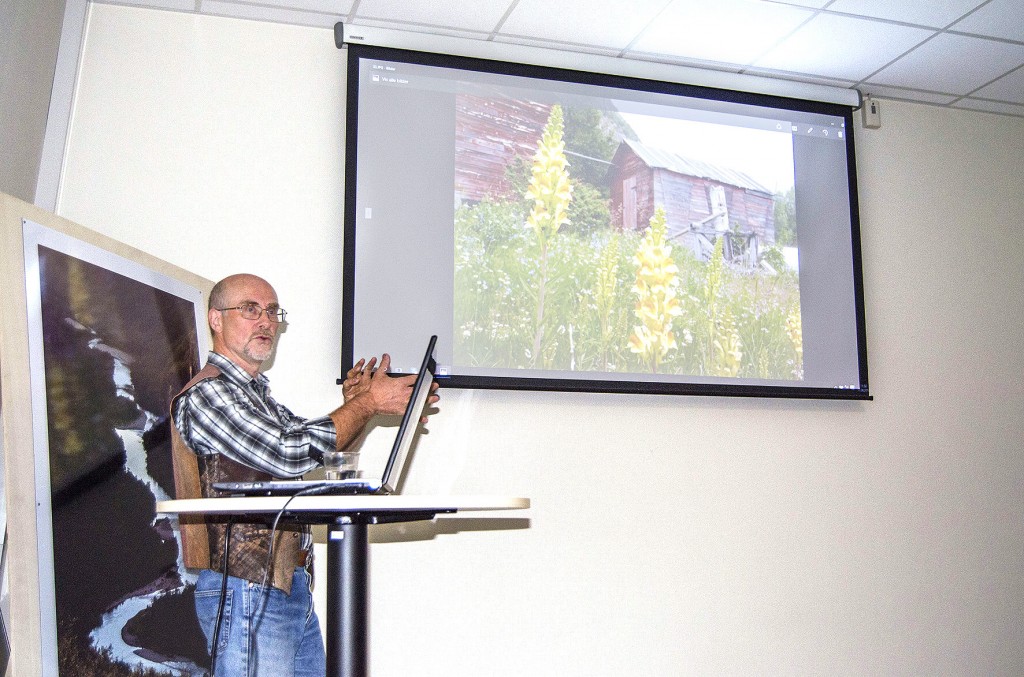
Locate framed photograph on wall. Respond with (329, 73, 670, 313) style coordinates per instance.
(0, 414, 9, 675)
(7, 208, 212, 675)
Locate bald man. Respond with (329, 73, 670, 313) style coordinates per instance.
(171, 273, 434, 676)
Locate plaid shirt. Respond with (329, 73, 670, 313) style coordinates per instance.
(172, 352, 336, 477)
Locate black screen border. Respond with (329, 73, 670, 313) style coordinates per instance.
(341, 42, 871, 401)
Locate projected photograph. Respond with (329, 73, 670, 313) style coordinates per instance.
(25, 222, 210, 675)
(453, 95, 803, 380)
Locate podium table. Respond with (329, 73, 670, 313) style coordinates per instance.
(157, 495, 529, 677)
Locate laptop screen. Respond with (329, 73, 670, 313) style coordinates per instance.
(381, 335, 437, 492)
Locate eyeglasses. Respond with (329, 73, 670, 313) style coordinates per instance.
(216, 302, 287, 323)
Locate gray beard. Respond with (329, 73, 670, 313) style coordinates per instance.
(244, 338, 274, 363)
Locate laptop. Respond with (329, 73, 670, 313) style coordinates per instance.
(213, 335, 437, 496)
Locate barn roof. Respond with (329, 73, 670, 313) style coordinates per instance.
(620, 138, 773, 195)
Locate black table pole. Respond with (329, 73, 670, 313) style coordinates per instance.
(326, 516, 368, 677)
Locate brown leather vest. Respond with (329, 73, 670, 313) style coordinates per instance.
(171, 363, 306, 594)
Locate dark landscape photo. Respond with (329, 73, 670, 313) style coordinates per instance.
(37, 244, 210, 675)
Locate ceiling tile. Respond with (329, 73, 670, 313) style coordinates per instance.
(247, 0, 355, 13)
(353, 0, 512, 33)
(770, 0, 831, 7)
(825, 0, 985, 28)
(753, 13, 933, 81)
(951, 98, 1024, 116)
(501, 0, 668, 49)
(869, 33, 1024, 95)
(629, 0, 813, 66)
(972, 66, 1024, 104)
(346, 16, 492, 39)
(201, 0, 347, 27)
(103, 0, 1024, 117)
(950, 0, 1024, 41)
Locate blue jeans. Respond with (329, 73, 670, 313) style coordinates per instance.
(194, 567, 326, 677)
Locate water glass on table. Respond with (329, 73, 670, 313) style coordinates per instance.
(322, 450, 360, 480)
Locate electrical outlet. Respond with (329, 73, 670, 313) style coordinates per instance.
(862, 96, 881, 129)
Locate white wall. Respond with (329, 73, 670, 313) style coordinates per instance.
(55, 4, 1024, 675)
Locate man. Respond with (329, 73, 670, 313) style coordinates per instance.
(171, 273, 435, 676)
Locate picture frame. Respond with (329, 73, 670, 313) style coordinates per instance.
(0, 192, 212, 676)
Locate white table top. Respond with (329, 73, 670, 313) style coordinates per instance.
(157, 495, 530, 515)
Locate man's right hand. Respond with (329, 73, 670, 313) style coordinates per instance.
(358, 353, 419, 416)
(333, 353, 439, 449)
